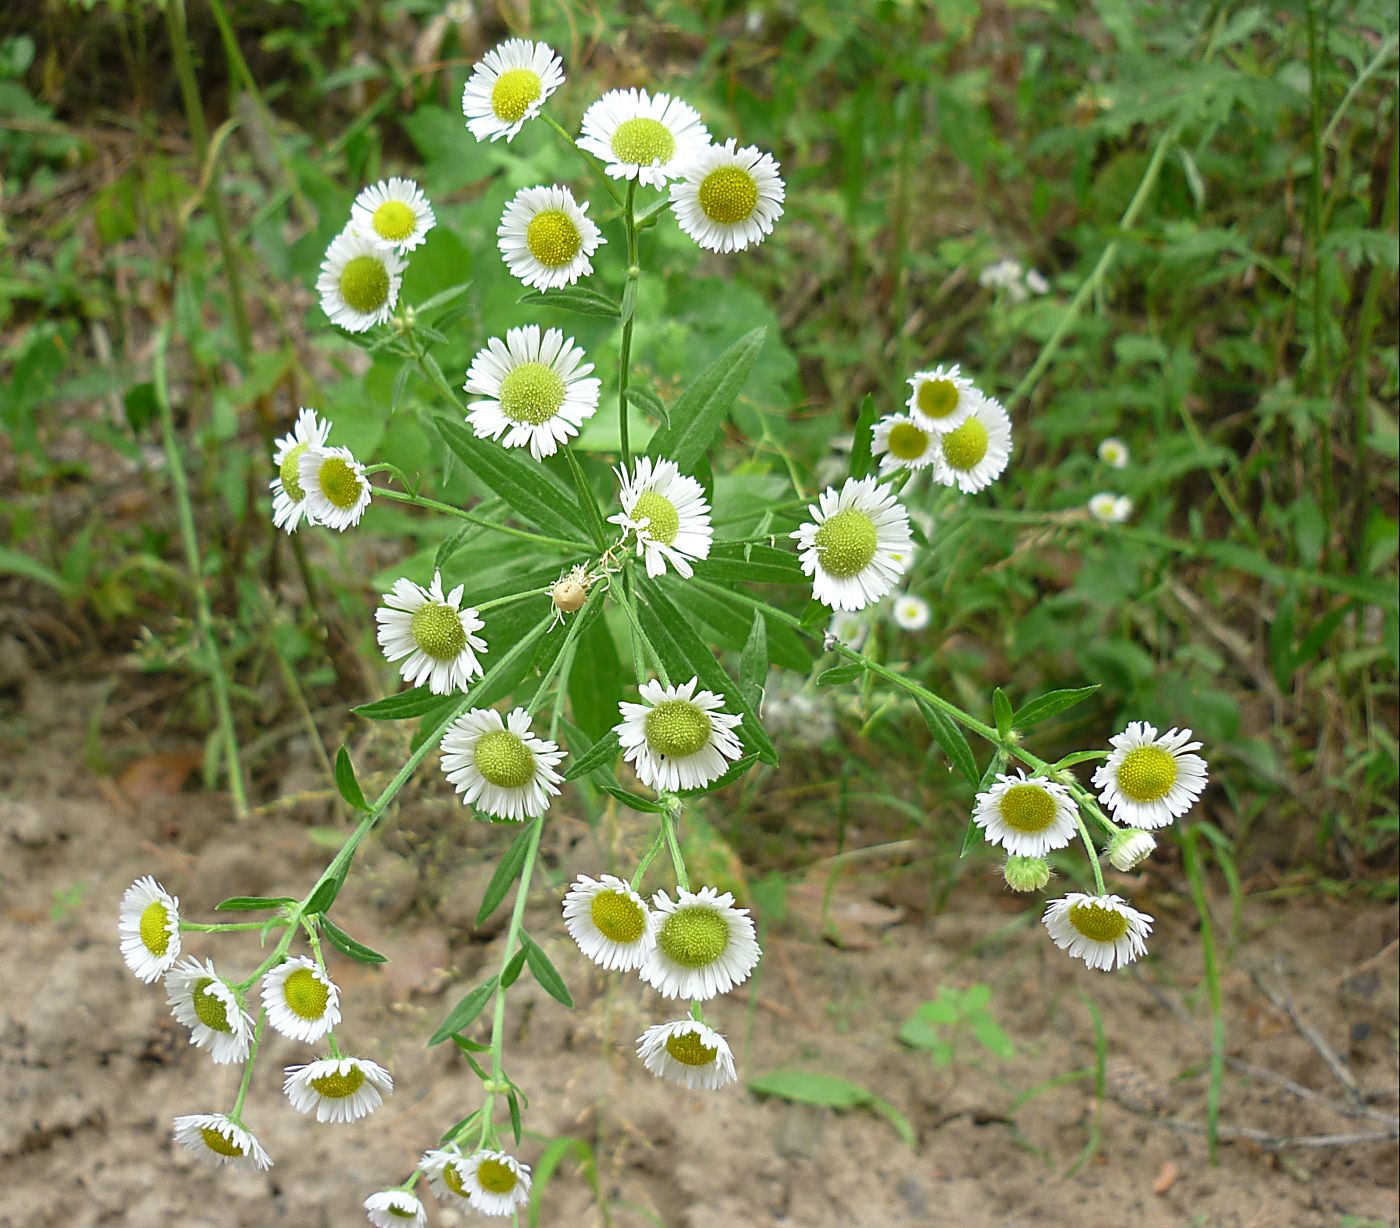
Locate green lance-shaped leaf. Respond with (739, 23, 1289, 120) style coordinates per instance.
(816, 663, 864, 687)
(597, 783, 668, 813)
(848, 393, 879, 480)
(334, 745, 369, 811)
(428, 975, 500, 1046)
(646, 327, 766, 471)
(521, 932, 574, 1007)
(697, 543, 807, 585)
(517, 286, 621, 317)
(320, 915, 388, 964)
(738, 612, 768, 710)
(1011, 684, 1100, 729)
(747, 1069, 916, 1147)
(215, 896, 297, 912)
(476, 823, 536, 926)
(565, 728, 621, 780)
(993, 688, 1014, 740)
(352, 687, 461, 722)
(916, 700, 979, 786)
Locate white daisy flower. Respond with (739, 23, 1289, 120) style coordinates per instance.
(1025, 268, 1050, 295)
(930, 393, 1013, 494)
(609, 456, 713, 579)
(119, 875, 181, 983)
(172, 1113, 272, 1172)
(464, 325, 601, 459)
(562, 874, 655, 971)
(979, 257, 1028, 301)
(165, 957, 254, 1065)
(1088, 492, 1133, 523)
(792, 476, 913, 611)
(283, 1056, 393, 1124)
(375, 570, 487, 696)
(1107, 828, 1157, 872)
(316, 227, 405, 333)
(439, 706, 565, 821)
(615, 677, 743, 793)
(497, 184, 604, 292)
(462, 39, 564, 143)
(350, 178, 435, 253)
(871, 414, 936, 473)
(890, 592, 931, 631)
(1092, 721, 1208, 829)
(1098, 437, 1129, 468)
(299, 445, 371, 531)
(260, 956, 341, 1045)
(637, 1019, 737, 1090)
(577, 88, 709, 188)
(669, 138, 785, 253)
(1043, 892, 1153, 971)
(906, 363, 977, 433)
(452, 1149, 532, 1219)
(364, 1190, 426, 1228)
(422, 1148, 474, 1209)
(826, 609, 870, 650)
(270, 407, 332, 533)
(641, 885, 761, 1001)
(972, 769, 1079, 858)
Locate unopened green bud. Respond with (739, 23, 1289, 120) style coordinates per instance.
(1003, 855, 1051, 893)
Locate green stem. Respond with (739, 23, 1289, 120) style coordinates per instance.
(181, 921, 272, 933)
(617, 179, 640, 468)
(230, 1010, 266, 1120)
(615, 570, 669, 685)
(373, 485, 591, 552)
(1074, 814, 1107, 895)
(527, 584, 602, 716)
(630, 826, 668, 890)
(1182, 829, 1224, 1163)
(662, 810, 690, 892)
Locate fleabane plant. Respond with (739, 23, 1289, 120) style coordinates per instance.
(123, 37, 1210, 1222)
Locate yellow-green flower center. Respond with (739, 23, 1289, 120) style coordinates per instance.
(279, 442, 308, 501)
(309, 1064, 366, 1099)
(917, 377, 961, 420)
(1068, 902, 1130, 943)
(1116, 746, 1177, 802)
(940, 418, 989, 471)
(139, 900, 171, 955)
(525, 209, 582, 268)
(410, 602, 468, 660)
(477, 1157, 518, 1195)
(491, 68, 541, 122)
(657, 905, 729, 968)
(339, 254, 390, 314)
(473, 729, 535, 789)
(664, 1028, 719, 1067)
(630, 490, 680, 545)
(317, 456, 362, 510)
(644, 699, 711, 758)
(813, 508, 878, 578)
(371, 200, 417, 243)
(199, 1126, 245, 1158)
(385, 1203, 418, 1220)
(998, 784, 1059, 833)
(698, 166, 758, 224)
(192, 978, 233, 1033)
(281, 967, 330, 1020)
(610, 116, 676, 165)
(590, 889, 647, 944)
(499, 361, 566, 425)
(887, 421, 929, 460)
(442, 1161, 470, 1198)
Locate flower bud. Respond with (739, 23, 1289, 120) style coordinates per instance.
(551, 566, 590, 615)
(1003, 855, 1050, 893)
(1107, 828, 1156, 872)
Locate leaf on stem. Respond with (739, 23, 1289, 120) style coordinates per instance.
(334, 746, 369, 811)
(1011, 685, 1100, 730)
(521, 933, 574, 1007)
(428, 975, 500, 1046)
(564, 729, 620, 780)
(993, 688, 1014, 740)
(320, 915, 388, 964)
(215, 895, 297, 912)
(517, 286, 621, 317)
(747, 1070, 916, 1147)
(624, 385, 668, 427)
(848, 393, 879, 480)
(738, 612, 768, 710)
(352, 687, 461, 722)
(646, 327, 766, 471)
(476, 823, 536, 926)
(916, 700, 979, 786)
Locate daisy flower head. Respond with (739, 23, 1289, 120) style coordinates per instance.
(119, 875, 181, 983)
(462, 39, 564, 143)
(451, 1149, 532, 1218)
(972, 769, 1078, 858)
(498, 184, 604, 291)
(642, 886, 761, 1000)
(1092, 722, 1207, 829)
(165, 957, 254, 1065)
(260, 956, 341, 1044)
(669, 138, 785, 253)
(439, 706, 565, 821)
(891, 592, 931, 631)
(638, 1019, 738, 1090)
(616, 677, 743, 793)
(270, 407, 331, 534)
(792, 476, 913, 611)
(578, 88, 709, 188)
(316, 227, 405, 333)
(907, 363, 977, 433)
(871, 413, 936, 473)
(351, 178, 435, 253)
(422, 1148, 474, 1209)
(826, 609, 870, 651)
(562, 874, 655, 972)
(1003, 855, 1052, 894)
(1107, 828, 1157, 872)
(930, 392, 1013, 494)
(364, 1190, 426, 1228)
(1088, 492, 1133, 523)
(464, 325, 601, 459)
(299, 444, 371, 531)
(1043, 892, 1153, 971)
(375, 570, 487, 696)
(283, 1056, 393, 1124)
(173, 1113, 271, 1173)
(1098, 437, 1130, 469)
(609, 456, 713, 579)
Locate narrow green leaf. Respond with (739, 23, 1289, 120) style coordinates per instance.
(565, 729, 620, 780)
(428, 976, 499, 1046)
(696, 544, 806, 585)
(437, 1109, 481, 1144)
(1050, 750, 1108, 771)
(598, 784, 666, 813)
(739, 613, 768, 710)
(620, 277, 638, 324)
(646, 327, 766, 470)
(747, 1069, 914, 1145)
(561, 449, 609, 547)
(449, 1035, 490, 1054)
(521, 934, 574, 1007)
(624, 384, 668, 426)
(518, 286, 621, 317)
(415, 280, 473, 316)
(817, 663, 864, 687)
(320, 915, 388, 964)
(0, 546, 76, 598)
(353, 687, 459, 722)
(993, 689, 1013, 739)
(500, 947, 528, 988)
(476, 824, 536, 926)
(916, 701, 979, 785)
(1011, 685, 1100, 729)
(678, 580, 811, 673)
(304, 869, 346, 917)
(848, 393, 879, 480)
(334, 746, 369, 811)
(215, 895, 297, 912)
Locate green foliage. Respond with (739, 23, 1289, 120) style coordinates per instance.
(898, 984, 1016, 1068)
(747, 1069, 916, 1145)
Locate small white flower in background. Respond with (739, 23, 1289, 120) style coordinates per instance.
(440, 706, 565, 821)
(979, 257, 1030, 303)
(172, 1113, 272, 1172)
(890, 592, 931, 631)
(462, 39, 564, 143)
(610, 456, 713, 579)
(562, 874, 655, 971)
(793, 476, 913, 611)
(670, 138, 785, 252)
(464, 325, 602, 459)
(578, 88, 709, 188)
(260, 956, 341, 1044)
(761, 670, 837, 747)
(637, 1019, 738, 1090)
(1003, 855, 1051, 893)
(641, 885, 761, 1000)
(350, 178, 435, 253)
(270, 408, 331, 534)
(282, 1056, 393, 1124)
(907, 363, 977, 433)
(165, 957, 254, 1065)
(1024, 268, 1050, 295)
(1093, 722, 1208, 829)
(422, 1148, 474, 1209)
(1107, 828, 1157, 872)
(498, 184, 605, 291)
(930, 393, 1013, 494)
(317, 227, 405, 333)
(364, 1189, 426, 1228)
(871, 413, 936, 473)
(973, 770, 1078, 858)
(299, 444, 371, 531)
(826, 609, 870, 650)
(1088, 492, 1133, 523)
(375, 571, 487, 695)
(616, 677, 744, 793)
(1043, 892, 1153, 971)
(453, 1148, 532, 1218)
(119, 875, 181, 983)
(1098, 437, 1130, 469)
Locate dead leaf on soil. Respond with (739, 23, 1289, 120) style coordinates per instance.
(112, 750, 203, 803)
(1153, 1160, 1180, 1195)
